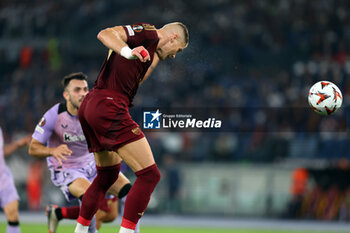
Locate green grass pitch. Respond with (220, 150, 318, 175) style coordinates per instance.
(0, 223, 343, 233)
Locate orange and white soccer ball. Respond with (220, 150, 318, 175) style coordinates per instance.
(308, 81, 343, 116)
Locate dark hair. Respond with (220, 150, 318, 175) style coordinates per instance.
(61, 72, 88, 90)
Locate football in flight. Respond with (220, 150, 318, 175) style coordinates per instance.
(308, 81, 343, 116)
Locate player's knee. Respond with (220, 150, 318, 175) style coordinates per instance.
(137, 164, 161, 185)
(97, 172, 119, 190)
(5, 209, 19, 222)
(152, 165, 161, 184)
(96, 164, 121, 191)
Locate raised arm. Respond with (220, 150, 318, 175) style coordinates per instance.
(97, 26, 150, 62)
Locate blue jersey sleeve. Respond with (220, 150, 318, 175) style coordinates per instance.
(32, 104, 59, 145)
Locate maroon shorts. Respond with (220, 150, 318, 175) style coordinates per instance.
(79, 88, 144, 152)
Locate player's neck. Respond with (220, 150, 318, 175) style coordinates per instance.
(66, 102, 78, 116)
(156, 29, 167, 48)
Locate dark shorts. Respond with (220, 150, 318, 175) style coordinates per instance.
(79, 89, 144, 153)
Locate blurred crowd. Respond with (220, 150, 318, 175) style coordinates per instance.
(286, 160, 350, 221)
(1, 0, 350, 163)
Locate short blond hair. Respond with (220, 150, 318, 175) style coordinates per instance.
(164, 22, 189, 47)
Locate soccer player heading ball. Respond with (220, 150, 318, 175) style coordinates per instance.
(75, 22, 189, 233)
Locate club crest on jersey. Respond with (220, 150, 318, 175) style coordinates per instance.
(38, 117, 46, 127)
(35, 117, 46, 134)
(132, 24, 143, 32)
(131, 127, 142, 135)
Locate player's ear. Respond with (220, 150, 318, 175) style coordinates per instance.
(170, 33, 178, 42)
(63, 91, 69, 100)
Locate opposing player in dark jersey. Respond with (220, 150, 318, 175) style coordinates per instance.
(0, 128, 31, 233)
(75, 22, 189, 233)
(28, 73, 138, 233)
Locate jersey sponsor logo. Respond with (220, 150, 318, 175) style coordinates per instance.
(125, 25, 135, 36)
(63, 132, 86, 142)
(132, 24, 143, 33)
(142, 23, 156, 30)
(38, 117, 46, 127)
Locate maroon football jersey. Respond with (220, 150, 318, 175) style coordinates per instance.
(93, 23, 159, 106)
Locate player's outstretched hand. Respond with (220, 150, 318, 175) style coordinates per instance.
(51, 144, 72, 166)
(132, 46, 151, 62)
(16, 135, 32, 147)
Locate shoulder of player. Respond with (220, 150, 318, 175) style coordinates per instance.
(34, 103, 60, 132)
(141, 23, 156, 31)
(125, 23, 157, 36)
(57, 102, 68, 114)
(40, 103, 63, 124)
(43, 103, 61, 116)
(130, 23, 156, 30)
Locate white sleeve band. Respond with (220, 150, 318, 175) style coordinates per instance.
(120, 46, 137, 59)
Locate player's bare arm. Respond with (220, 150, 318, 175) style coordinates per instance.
(29, 138, 72, 166)
(97, 26, 150, 62)
(4, 134, 31, 156)
(140, 53, 160, 85)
